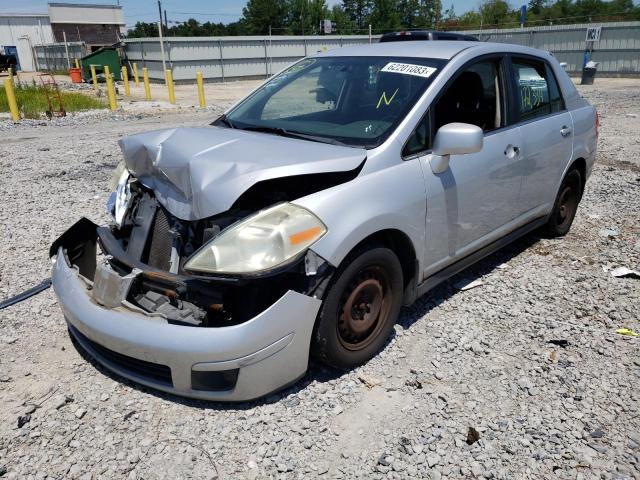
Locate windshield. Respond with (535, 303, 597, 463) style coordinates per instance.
(220, 56, 446, 148)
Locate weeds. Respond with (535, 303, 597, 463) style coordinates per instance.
(0, 82, 106, 118)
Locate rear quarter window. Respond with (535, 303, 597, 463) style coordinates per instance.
(512, 57, 564, 121)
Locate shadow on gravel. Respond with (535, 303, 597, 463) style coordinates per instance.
(69, 232, 541, 411)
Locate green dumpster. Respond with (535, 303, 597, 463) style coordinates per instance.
(80, 47, 121, 82)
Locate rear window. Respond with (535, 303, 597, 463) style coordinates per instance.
(512, 57, 564, 121)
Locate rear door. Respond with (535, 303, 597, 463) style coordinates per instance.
(509, 56, 573, 215)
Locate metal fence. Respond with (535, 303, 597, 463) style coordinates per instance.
(36, 21, 636, 81)
(122, 35, 373, 82)
(465, 21, 640, 74)
(34, 42, 86, 72)
(124, 22, 640, 82)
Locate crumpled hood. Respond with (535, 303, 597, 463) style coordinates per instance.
(119, 126, 366, 220)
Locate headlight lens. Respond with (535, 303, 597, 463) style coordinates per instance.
(106, 162, 131, 227)
(185, 203, 327, 274)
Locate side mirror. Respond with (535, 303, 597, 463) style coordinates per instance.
(430, 123, 483, 174)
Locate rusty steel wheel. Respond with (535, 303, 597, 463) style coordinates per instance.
(312, 246, 403, 369)
(542, 169, 582, 237)
(337, 267, 393, 351)
(555, 184, 578, 229)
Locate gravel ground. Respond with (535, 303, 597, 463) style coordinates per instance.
(0, 79, 639, 480)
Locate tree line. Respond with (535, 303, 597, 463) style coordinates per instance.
(126, 0, 640, 38)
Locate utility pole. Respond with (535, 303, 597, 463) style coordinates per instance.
(164, 9, 168, 33)
(157, 0, 163, 36)
(158, 21, 167, 83)
(62, 30, 71, 69)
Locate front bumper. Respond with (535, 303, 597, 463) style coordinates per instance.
(52, 247, 322, 401)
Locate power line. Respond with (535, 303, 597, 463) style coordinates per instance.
(168, 11, 242, 17)
(442, 10, 638, 31)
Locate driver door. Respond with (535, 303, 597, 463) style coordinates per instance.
(404, 56, 525, 276)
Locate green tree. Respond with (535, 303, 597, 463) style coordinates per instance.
(342, 0, 373, 29)
(398, 0, 420, 28)
(288, 0, 330, 34)
(242, 0, 288, 34)
(126, 22, 159, 38)
(528, 0, 546, 15)
(369, 0, 401, 32)
(331, 4, 357, 33)
(479, 0, 512, 26)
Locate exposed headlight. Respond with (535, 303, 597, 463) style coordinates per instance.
(106, 162, 131, 227)
(185, 203, 327, 274)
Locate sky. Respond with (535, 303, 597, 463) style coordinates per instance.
(0, 0, 481, 28)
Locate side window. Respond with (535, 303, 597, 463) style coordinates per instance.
(403, 58, 504, 157)
(512, 58, 564, 121)
(545, 64, 565, 113)
(433, 59, 504, 133)
(403, 111, 430, 157)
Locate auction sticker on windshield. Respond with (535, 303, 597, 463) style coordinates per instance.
(381, 62, 437, 78)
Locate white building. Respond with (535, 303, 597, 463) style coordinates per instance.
(0, 13, 54, 71)
(48, 3, 125, 48)
(0, 3, 125, 72)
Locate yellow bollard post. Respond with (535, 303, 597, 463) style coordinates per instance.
(90, 65, 98, 91)
(166, 69, 175, 105)
(7, 68, 14, 89)
(121, 66, 130, 96)
(104, 65, 117, 111)
(3, 78, 20, 121)
(74, 58, 80, 69)
(196, 71, 206, 108)
(143, 67, 151, 100)
(132, 63, 139, 87)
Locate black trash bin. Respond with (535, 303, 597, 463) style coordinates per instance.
(581, 67, 597, 85)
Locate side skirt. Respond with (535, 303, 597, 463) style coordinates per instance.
(408, 216, 547, 304)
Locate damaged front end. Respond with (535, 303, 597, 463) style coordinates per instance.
(49, 126, 367, 400)
(49, 188, 333, 399)
(50, 184, 333, 329)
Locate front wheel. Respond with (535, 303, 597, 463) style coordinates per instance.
(312, 246, 404, 369)
(541, 168, 583, 237)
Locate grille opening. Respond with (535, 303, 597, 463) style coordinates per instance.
(191, 369, 239, 391)
(70, 325, 173, 386)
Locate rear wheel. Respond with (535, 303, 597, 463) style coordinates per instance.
(312, 246, 403, 369)
(542, 169, 582, 237)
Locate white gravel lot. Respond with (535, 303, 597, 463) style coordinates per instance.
(0, 79, 639, 480)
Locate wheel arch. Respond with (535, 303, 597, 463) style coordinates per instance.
(317, 228, 419, 305)
(569, 157, 587, 195)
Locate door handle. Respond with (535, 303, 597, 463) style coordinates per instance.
(504, 144, 520, 158)
(560, 126, 572, 137)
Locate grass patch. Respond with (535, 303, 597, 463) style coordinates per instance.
(0, 82, 106, 118)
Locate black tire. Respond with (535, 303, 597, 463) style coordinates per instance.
(312, 246, 404, 369)
(541, 168, 583, 237)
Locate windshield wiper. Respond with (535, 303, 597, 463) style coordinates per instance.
(239, 125, 349, 147)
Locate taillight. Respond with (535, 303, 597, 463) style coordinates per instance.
(595, 110, 600, 137)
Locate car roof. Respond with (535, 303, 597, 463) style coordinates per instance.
(316, 40, 480, 60)
(315, 40, 549, 61)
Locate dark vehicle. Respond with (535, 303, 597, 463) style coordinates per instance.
(380, 30, 478, 42)
(0, 53, 17, 74)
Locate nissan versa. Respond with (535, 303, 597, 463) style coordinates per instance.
(50, 41, 597, 401)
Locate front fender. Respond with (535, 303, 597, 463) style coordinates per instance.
(293, 159, 426, 273)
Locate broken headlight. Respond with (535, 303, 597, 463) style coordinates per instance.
(185, 203, 326, 274)
(106, 162, 131, 227)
